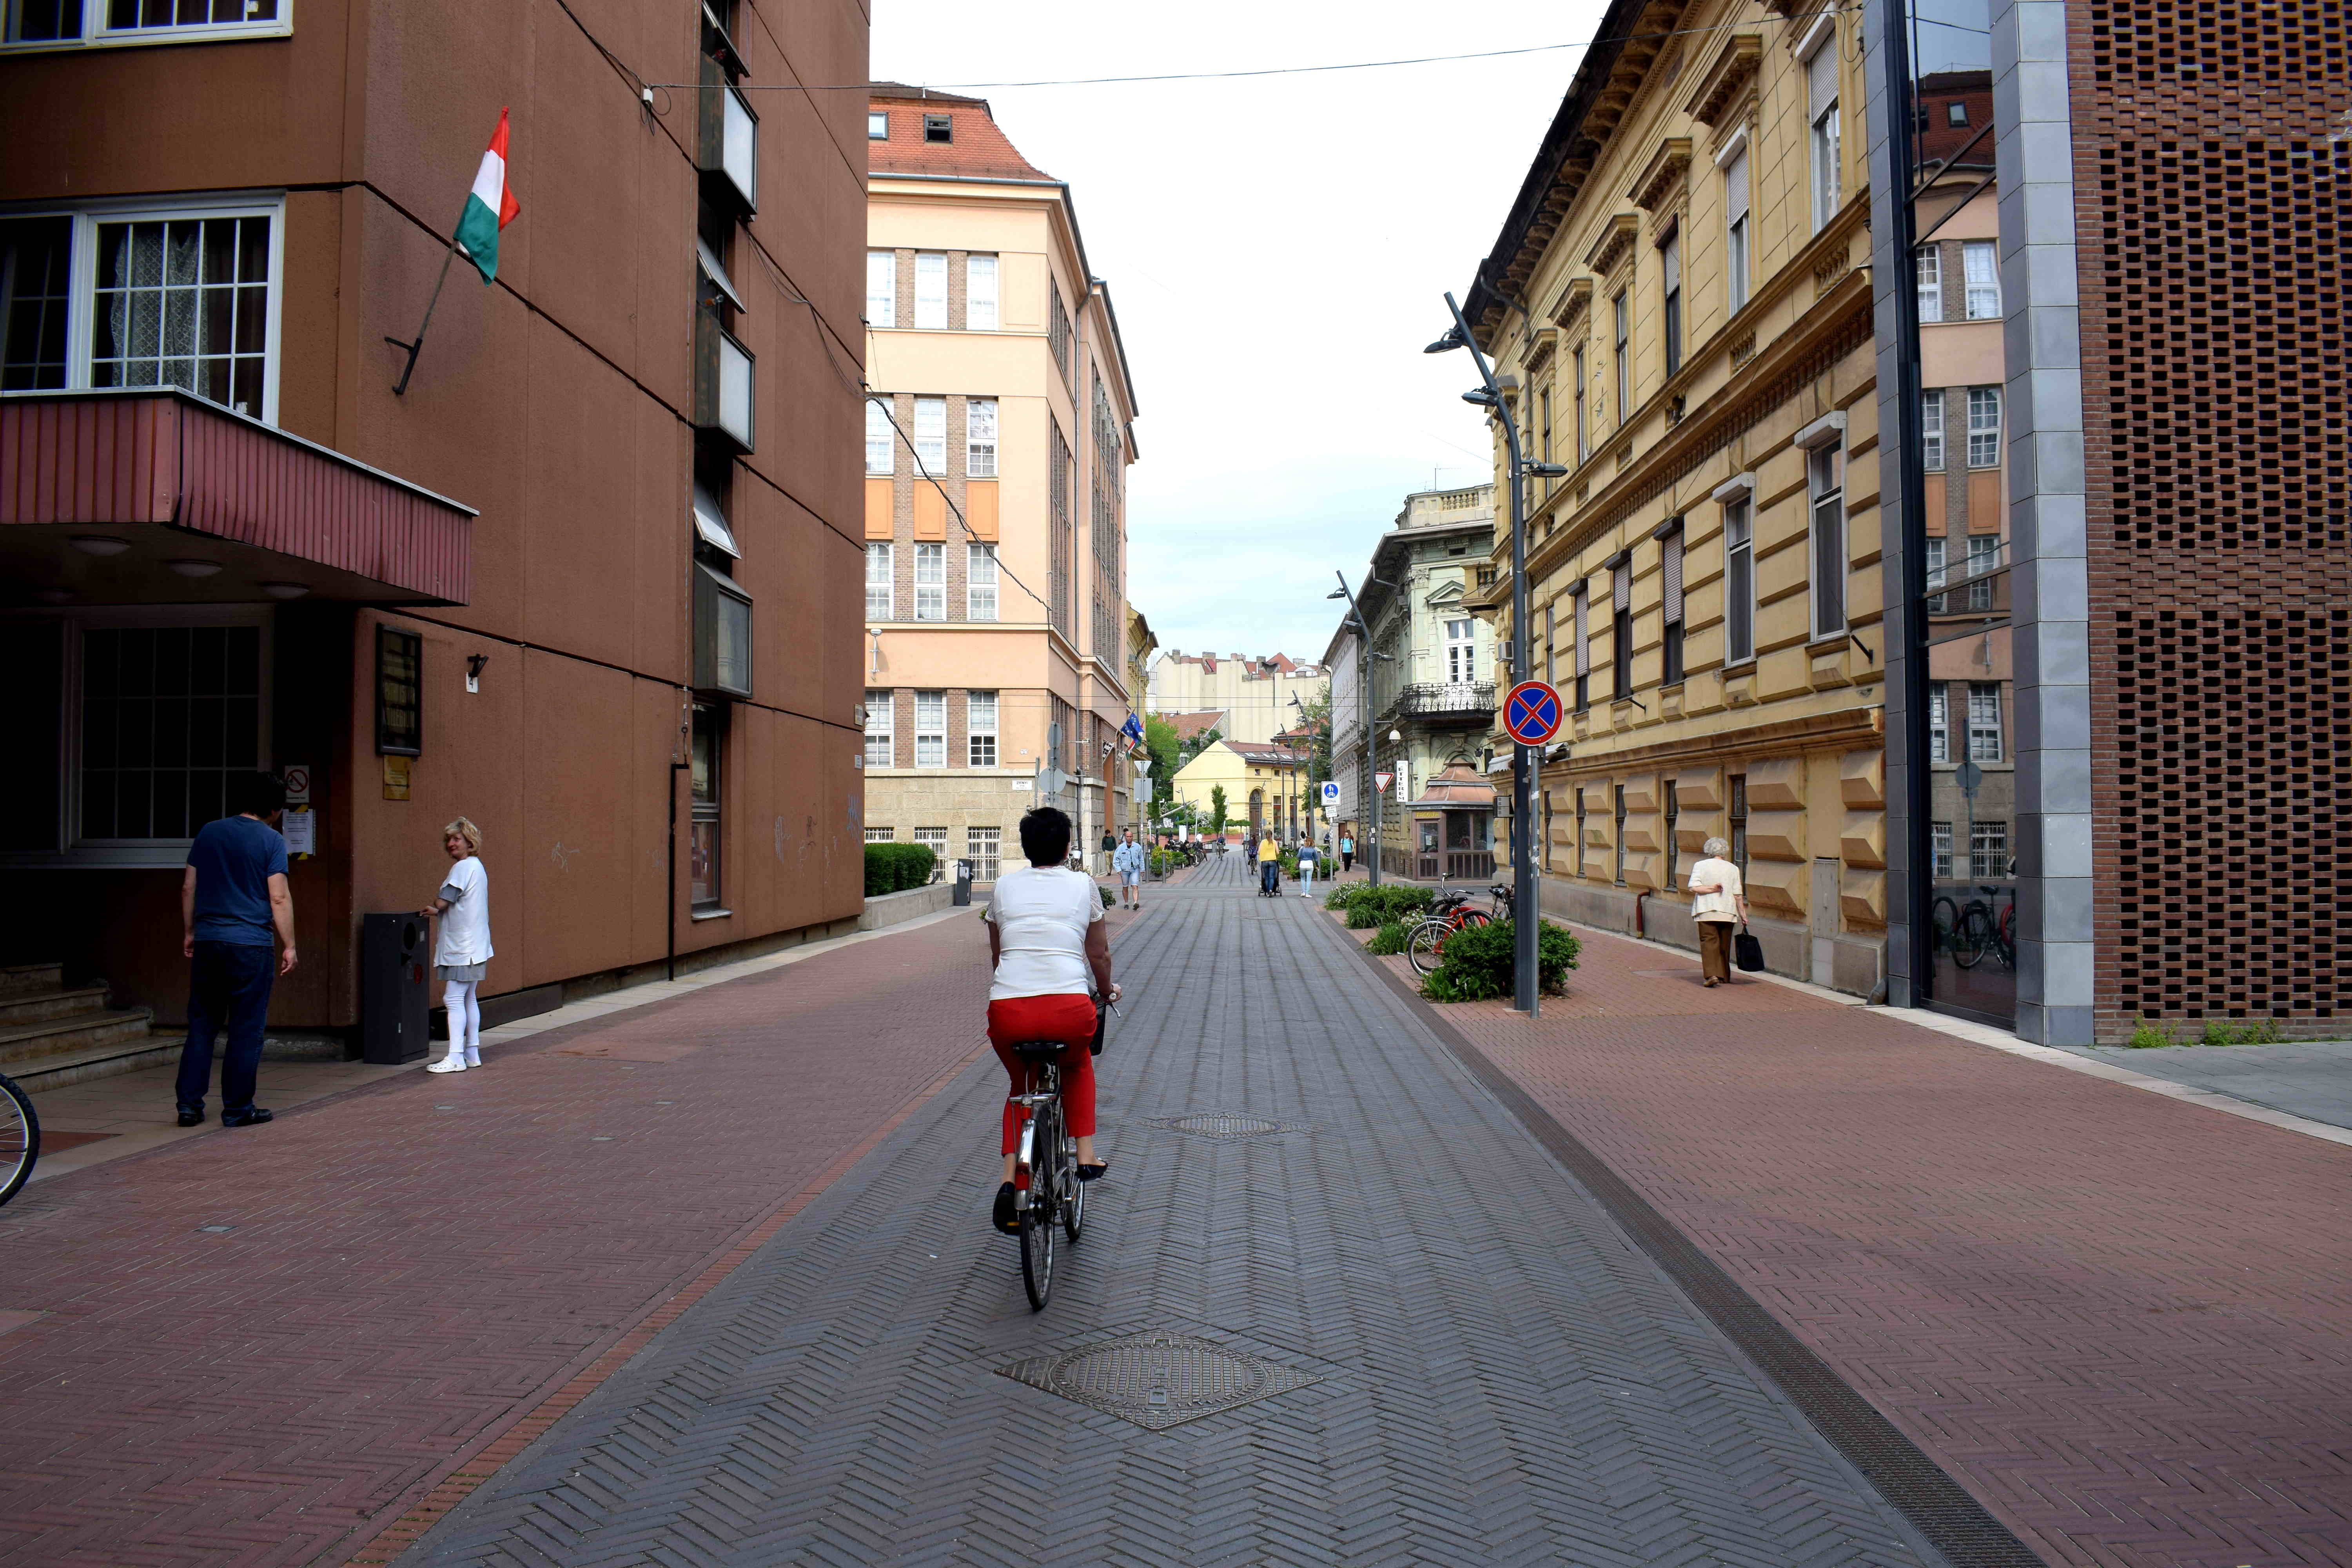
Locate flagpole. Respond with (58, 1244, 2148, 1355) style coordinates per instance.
(385, 209, 468, 397)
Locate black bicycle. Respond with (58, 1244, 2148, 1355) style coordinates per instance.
(0, 1072, 37, 1209)
(1005, 998, 1114, 1310)
(1934, 887, 2016, 971)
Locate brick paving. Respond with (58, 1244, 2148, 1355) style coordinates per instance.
(397, 847, 1940, 1567)
(1392, 920, 2352, 1568)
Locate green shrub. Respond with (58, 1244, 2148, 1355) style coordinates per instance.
(1100, 886, 1116, 909)
(2125, 1015, 2178, 1048)
(2199, 1017, 2284, 1046)
(1370, 885, 1433, 922)
(1419, 918, 1581, 1003)
(1323, 886, 1364, 911)
(1367, 920, 1410, 955)
(862, 842, 936, 897)
(1347, 902, 1385, 929)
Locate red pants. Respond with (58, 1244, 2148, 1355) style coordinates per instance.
(987, 994, 1099, 1156)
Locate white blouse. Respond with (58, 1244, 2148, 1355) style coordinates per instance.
(1687, 856, 1744, 922)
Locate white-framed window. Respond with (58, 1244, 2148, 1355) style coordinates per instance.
(1962, 240, 2000, 319)
(1921, 387, 1945, 470)
(913, 542, 945, 621)
(864, 689, 893, 767)
(966, 396, 997, 477)
(864, 397, 895, 475)
(1967, 681, 2004, 761)
(966, 543, 998, 621)
(1966, 385, 2002, 467)
(913, 395, 946, 474)
(865, 543, 892, 620)
(866, 111, 888, 140)
(1659, 230, 1682, 377)
(0, 609, 274, 867)
(1444, 617, 1476, 684)
(1805, 25, 1841, 231)
(1970, 819, 2008, 880)
(1931, 820, 1953, 881)
(967, 690, 998, 766)
(913, 690, 946, 768)
(913, 251, 947, 329)
(1966, 534, 2001, 612)
(865, 248, 896, 327)
(1808, 441, 1847, 639)
(864, 826, 895, 842)
(0, 198, 283, 422)
(1612, 289, 1631, 422)
(1927, 680, 1949, 761)
(965, 254, 998, 330)
(1924, 534, 1949, 612)
(1915, 245, 1944, 323)
(4, 0, 289, 49)
(914, 826, 946, 862)
(1723, 496, 1755, 664)
(1723, 142, 1751, 312)
(968, 824, 1002, 882)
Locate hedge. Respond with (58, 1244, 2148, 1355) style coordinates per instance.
(863, 841, 936, 897)
(1419, 918, 1580, 1002)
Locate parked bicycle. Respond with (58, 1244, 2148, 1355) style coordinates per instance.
(1004, 996, 1113, 1310)
(0, 1071, 37, 1209)
(1933, 886, 2016, 971)
(1406, 883, 1514, 975)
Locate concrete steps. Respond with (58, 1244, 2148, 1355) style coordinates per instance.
(0, 965, 163, 1093)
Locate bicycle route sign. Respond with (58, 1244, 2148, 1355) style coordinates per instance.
(1502, 681, 1565, 746)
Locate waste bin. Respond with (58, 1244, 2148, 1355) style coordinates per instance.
(360, 912, 431, 1065)
(953, 857, 973, 906)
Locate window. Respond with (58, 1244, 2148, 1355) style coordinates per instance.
(1966, 385, 2002, 467)
(1660, 230, 1682, 377)
(966, 396, 997, 477)
(693, 563, 751, 696)
(1962, 240, 2000, 319)
(1925, 535, 1949, 613)
(913, 252, 947, 329)
(690, 705, 725, 907)
(968, 824, 1002, 882)
(966, 543, 998, 621)
(865, 249, 896, 328)
(1613, 784, 1627, 886)
(1966, 534, 2001, 612)
(1574, 789, 1588, 877)
(1728, 773, 1748, 876)
(913, 395, 946, 472)
(1808, 442, 1846, 639)
(1723, 144, 1751, 312)
(1571, 344, 1588, 460)
(1539, 386, 1553, 468)
(864, 826, 895, 843)
(865, 397, 895, 475)
(1723, 497, 1754, 664)
(0, 216, 71, 388)
(1970, 820, 2008, 881)
(914, 826, 947, 864)
(1049, 283, 1071, 383)
(898, 691, 936, 766)
(1661, 526, 1685, 685)
(376, 626, 421, 756)
(966, 254, 998, 330)
(1612, 289, 1631, 422)
(863, 690, 893, 767)
(6, 0, 285, 47)
(865, 543, 893, 620)
(1611, 558, 1632, 700)
(1927, 681, 1950, 760)
(1572, 585, 1590, 710)
(1663, 780, 1680, 890)
(913, 542, 945, 621)
(1931, 820, 1954, 881)
(1806, 28, 1841, 230)
(967, 690, 998, 766)
(923, 113, 952, 143)
(1443, 618, 1476, 684)
(1947, 99, 1969, 127)
(1967, 681, 2003, 761)
(1915, 245, 1943, 323)
(75, 623, 264, 844)
(1543, 601, 1556, 684)
(1921, 388, 1945, 470)
(867, 110, 888, 140)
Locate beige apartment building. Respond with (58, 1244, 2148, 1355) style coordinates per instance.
(860, 86, 1140, 880)
(1464, 0, 1887, 993)
(1147, 650, 1325, 745)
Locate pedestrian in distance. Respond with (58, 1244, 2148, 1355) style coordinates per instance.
(1257, 831, 1281, 897)
(1112, 826, 1146, 911)
(1687, 837, 1751, 987)
(175, 771, 297, 1129)
(1296, 836, 1318, 900)
(421, 817, 494, 1072)
(1341, 832, 1355, 874)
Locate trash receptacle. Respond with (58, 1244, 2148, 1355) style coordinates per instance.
(360, 912, 431, 1065)
(953, 858, 973, 906)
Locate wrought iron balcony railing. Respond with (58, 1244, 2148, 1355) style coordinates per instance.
(1388, 681, 1495, 720)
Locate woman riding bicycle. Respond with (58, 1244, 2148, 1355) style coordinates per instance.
(980, 806, 1115, 1236)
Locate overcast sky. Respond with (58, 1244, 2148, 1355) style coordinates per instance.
(870, 0, 1612, 670)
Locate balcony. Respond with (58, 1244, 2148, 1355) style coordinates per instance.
(1390, 681, 1495, 722)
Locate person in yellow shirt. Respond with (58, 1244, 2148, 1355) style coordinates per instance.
(1256, 833, 1280, 897)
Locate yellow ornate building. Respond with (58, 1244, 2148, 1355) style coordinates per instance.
(1465, 0, 1886, 993)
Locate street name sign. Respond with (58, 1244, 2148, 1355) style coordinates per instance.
(1503, 681, 1565, 746)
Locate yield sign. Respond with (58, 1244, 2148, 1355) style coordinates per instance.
(1375, 772, 1393, 793)
(1503, 680, 1565, 746)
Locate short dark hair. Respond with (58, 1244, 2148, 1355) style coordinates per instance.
(232, 771, 286, 817)
(1019, 806, 1071, 866)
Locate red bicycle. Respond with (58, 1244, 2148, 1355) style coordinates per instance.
(1405, 884, 1512, 975)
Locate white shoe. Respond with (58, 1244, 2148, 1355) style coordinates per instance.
(464, 1047, 482, 1068)
(427, 1054, 468, 1073)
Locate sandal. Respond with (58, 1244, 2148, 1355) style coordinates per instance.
(991, 1181, 1020, 1234)
(1078, 1162, 1109, 1183)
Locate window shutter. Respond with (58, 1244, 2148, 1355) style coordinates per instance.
(1612, 560, 1631, 613)
(1725, 148, 1749, 220)
(1662, 531, 1684, 623)
(1807, 34, 1838, 121)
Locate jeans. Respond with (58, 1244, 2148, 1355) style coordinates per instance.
(1260, 860, 1279, 894)
(1299, 862, 1315, 898)
(178, 940, 276, 1113)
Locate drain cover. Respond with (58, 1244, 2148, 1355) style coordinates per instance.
(1000, 1332, 1319, 1431)
(1145, 1111, 1303, 1139)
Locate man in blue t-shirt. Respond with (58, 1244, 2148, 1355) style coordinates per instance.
(176, 772, 298, 1127)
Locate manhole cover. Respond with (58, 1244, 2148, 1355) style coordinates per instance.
(1000, 1332, 1320, 1430)
(1145, 1111, 1303, 1139)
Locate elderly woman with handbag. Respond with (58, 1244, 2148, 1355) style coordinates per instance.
(1687, 837, 1749, 987)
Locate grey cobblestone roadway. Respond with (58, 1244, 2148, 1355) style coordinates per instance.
(404, 853, 1945, 1567)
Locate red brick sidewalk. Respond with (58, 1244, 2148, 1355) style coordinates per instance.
(1359, 915, 2352, 1568)
(0, 909, 1067, 1567)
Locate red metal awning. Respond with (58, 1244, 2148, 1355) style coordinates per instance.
(0, 390, 474, 606)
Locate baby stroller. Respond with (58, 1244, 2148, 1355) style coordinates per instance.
(1258, 851, 1282, 898)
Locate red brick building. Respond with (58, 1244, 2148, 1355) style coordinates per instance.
(0, 2, 869, 1062)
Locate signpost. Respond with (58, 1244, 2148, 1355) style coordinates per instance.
(1320, 780, 1340, 806)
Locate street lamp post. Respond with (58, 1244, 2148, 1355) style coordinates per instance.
(1329, 573, 1397, 887)
(1428, 294, 1568, 1015)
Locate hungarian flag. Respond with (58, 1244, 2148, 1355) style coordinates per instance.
(454, 108, 520, 284)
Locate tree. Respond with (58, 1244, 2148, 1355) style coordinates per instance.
(1176, 724, 1223, 769)
(1291, 693, 1333, 787)
(1209, 784, 1228, 838)
(1143, 714, 1181, 808)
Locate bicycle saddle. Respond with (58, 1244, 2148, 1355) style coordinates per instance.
(1010, 1038, 1071, 1059)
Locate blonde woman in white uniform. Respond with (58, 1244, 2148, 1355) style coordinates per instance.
(421, 817, 494, 1071)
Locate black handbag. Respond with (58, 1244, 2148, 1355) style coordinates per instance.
(1733, 926, 1766, 973)
(1090, 1000, 1108, 1056)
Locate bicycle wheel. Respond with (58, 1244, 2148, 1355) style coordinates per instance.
(1458, 909, 1493, 930)
(1994, 904, 2017, 969)
(1952, 904, 1991, 970)
(0, 1074, 37, 1209)
(1061, 1118, 1085, 1243)
(1930, 896, 1959, 957)
(1406, 919, 1450, 975)
(1019, 1102, 1058, 1310)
